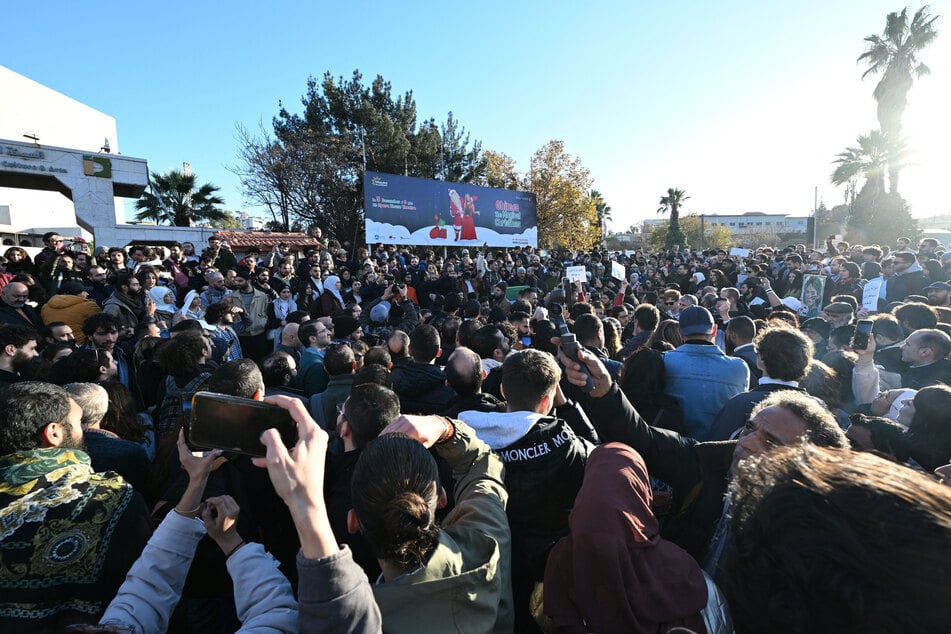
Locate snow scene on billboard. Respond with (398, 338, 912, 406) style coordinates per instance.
(364, 171, 538, 247)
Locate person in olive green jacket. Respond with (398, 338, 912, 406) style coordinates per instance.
(359, 416, 513, 633)
(258, 398, 512, 634)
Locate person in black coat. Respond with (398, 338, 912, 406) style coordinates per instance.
(389, 324, 454, 415)
(0, 282, 43, 329)
(708, 326, 813, 441)
(885, 252, 927, 305)
(559, 343, 848, 572)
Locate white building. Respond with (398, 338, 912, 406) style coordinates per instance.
(0, 65, 130, 246)
(0, 66, 248, 250)
(643, 211, 810, 236)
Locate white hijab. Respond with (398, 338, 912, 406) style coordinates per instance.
(148, 286, 178, 314)
(178, 289, 204, 321)
(323, 275, 344, 305)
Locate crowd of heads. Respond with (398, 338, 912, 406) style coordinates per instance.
(0, 226, 949, 632)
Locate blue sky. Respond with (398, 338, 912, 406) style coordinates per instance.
(5, 1, 949, 231)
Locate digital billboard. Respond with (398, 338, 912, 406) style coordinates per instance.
(364, 171, 537, 247)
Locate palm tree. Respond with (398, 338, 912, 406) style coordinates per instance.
(135, 169, 226, 226)
(590, 190, 612, 246)
(590, 190, 612, 223)
(831, 131, 889, 193)
(858, 5, 940, 193)
(657, 187, 690, 249)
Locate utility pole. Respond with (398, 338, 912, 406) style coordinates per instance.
(813, 186, 818, 250)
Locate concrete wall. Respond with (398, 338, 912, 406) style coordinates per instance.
(0, 65, 129, 229)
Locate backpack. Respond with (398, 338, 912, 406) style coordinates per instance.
(155, 372, 211, 440)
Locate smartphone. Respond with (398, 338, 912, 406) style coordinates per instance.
(562, 277, 575, 309)
(186, 392, 298, 457)
(853, 319, 873, 350)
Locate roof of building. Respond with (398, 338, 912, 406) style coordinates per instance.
(210, 230, 321, 251)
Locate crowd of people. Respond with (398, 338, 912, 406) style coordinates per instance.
(0, 227, 949, 633)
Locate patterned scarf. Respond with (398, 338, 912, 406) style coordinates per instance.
(0, 449, 139, 625)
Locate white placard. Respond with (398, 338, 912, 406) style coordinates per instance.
(566, 265, 587, 284)
(862, 278, 883, 312)
(611, 261, 626, 281)
(729, 248, 750, 258)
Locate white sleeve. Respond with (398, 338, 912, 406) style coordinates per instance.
(852, 360, 881, 405)
(100, 511, 206, 634)
(229, 543, 299, 633)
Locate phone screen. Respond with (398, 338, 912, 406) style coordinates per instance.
(562, 277, 575, 309)
(853, 319, 873, 350)
(187, 392, 298, 457)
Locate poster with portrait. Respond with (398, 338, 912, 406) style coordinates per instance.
(799, 274, 826, 319)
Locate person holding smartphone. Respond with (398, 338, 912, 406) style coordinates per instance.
(257, 395, 510, 632)
(98, 432, 297, 633)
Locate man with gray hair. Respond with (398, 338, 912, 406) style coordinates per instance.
(64, 382, 149, 493)
(200, 271, 230, 307)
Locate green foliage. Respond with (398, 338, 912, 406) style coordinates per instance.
(591, 190, 612, 248)
(831, 130, 889, 194)
(846, 189, 920, 245)
(657, 188, 690, 248)
(134, 169, 226, 227)
(209, 210, 245, 229)
(236, 70, 486, 245)
(528, 141, 599, 250)
(858, 5, 940, 193)
(649, 214, 733, 250)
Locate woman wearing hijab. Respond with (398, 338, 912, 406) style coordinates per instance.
(544, 443, 730, 634)
(173, 289, 204, 325)
(267, 286, 298, 346)
(319, 274, 345, 318)
(147, 286, 179, 326)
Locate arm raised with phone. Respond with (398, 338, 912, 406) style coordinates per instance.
(254, 395, 382, 633)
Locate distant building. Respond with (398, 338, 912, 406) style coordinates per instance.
(237, 212, 265, 231)
(643, 211, 809, 237)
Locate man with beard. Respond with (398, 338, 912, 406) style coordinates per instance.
(233, 267, 270, 362)
(200, 271, 231, 307)
(0, 282, 43, 330)
(102, 272, 155, 337)
(0, 325, 39, 389)
(82, 313, 134, 390)
(85, 266, 113, 308)
(0, 382, 151, 630)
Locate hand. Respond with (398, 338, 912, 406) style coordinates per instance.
(177, 429, 222, 482)
(145, 299, 156, 316)
(253, 395, 336, 559)
(552, 336, 613, 398)
(253, 395, 328, 512)
(381, 414, 450, 448)
(553, 383, 568, 408)
(202, 495, 243, 555)
(856, 307, 871, 319)
(174, 430, 221, 517)
(851, 331, 877, 363)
